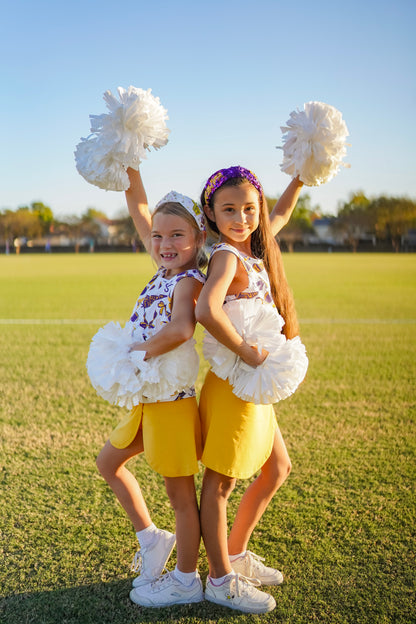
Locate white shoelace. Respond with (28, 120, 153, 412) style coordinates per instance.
(245, 551, 267, 575)
(131, 550, 168, 580)
(229, 573, 261, 598)
(131, 551, 142, 573)
(148, 570, 172, 589)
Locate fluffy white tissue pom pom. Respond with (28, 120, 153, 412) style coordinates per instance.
(86, 321, 199, 409)
(203, 299, 308, 405)
(75, 86, 170, 191)
(279, 101, 349, 186)
(74, 136, 131, 191)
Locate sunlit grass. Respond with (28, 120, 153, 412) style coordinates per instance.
(1, 253, 415, 624)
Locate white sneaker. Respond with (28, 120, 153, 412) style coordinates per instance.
(131, 529, 176, 588)
(205, 573, 276, 614)
(130, 570, 204, 607)
(231, 551, 284, 585)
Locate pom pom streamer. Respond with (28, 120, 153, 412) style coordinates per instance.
(279, 101, 349, 186)
(75, 86, 170, 191)
(87, 321, 199, 409)
(203, 299, 308, 405)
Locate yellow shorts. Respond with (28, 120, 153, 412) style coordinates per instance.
(199, 370, 276, 479)
(109, 397, 202, 477)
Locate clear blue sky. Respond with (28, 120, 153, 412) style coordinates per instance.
(1, 0, 415, 218)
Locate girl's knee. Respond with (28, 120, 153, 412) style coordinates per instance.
(96, 442, 120, 481)
(202, 469, 236, 501)
(165, 476, 197, 512)
(95, 449, 107, 476)
(275, 457, 292, 484)
(281, 458, 292, 479)
(96, 453, 114, 482)
(263, 456, 292, 490)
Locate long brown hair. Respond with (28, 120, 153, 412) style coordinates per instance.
(201, 178, 299, 339)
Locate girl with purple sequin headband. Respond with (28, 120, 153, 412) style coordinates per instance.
(195, 166, 305, 613)
(203, 166, 263, 207)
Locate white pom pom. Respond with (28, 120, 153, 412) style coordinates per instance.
(75, 86, 170, 191)
(138, 339, 200, 402)
(74, 137, 130, 191)
(203, 299, 308, 405)
(86, 321, 198, 408)
(230, 336, 308, 404)
(279, 101, 349, 186)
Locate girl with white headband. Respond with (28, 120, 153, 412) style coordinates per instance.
(95, 167, 207, 607)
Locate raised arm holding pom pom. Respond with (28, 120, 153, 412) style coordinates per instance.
(269, 174, 304, 236)
(124, 167, 152, 251)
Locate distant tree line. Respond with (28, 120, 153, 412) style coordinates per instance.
(0, 203, 141, 252)
(334, 193, 416, 252)
(266, 192, 416, 252)
(1, 192, 416, 252)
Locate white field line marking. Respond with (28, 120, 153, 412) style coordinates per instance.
(0, 318, 415, 325)
(301, 318, 416, 324)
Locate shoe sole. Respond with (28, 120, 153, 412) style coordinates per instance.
(130, 589, 204, 607)
(257, 575, 284, 586)
(205, 593, 276, 614)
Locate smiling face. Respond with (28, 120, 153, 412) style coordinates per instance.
(205, 182, 260, 253)
(151, 212, 201, 276)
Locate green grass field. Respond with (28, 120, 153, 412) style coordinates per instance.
(1, 253, 415, 624)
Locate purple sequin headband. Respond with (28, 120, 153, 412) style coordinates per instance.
(202, 166, 263, 205)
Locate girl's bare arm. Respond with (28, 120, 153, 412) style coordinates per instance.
(125, 167, 153, 253)
(269, 176, 304, 237)
(130, 277, 202, 358)
(195, 252, 267, 367)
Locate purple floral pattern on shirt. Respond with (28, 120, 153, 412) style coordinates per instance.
(129, 266, 206, 401)
(210, 242, 275, 307)
(130, 267, 205, 342)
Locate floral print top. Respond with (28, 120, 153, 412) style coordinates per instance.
(130, 267, 206, 341)
(129, 266, 206, 401)
(210, 242, 275, 308)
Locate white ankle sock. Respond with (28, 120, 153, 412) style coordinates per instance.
(209, 572, 234, 585)
(229, 550, 246, 561)
(173, 566, 198, 586)
(135, 523, 159, 548)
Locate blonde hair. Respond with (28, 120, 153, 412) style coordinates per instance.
(153, 202, 208, 269)
(201, 178, 299, 339)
